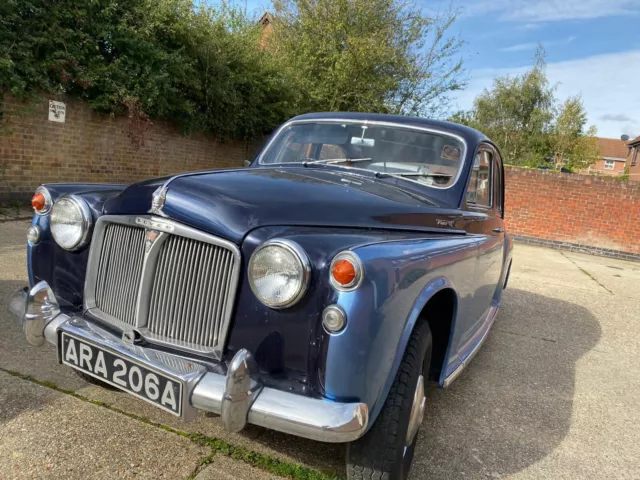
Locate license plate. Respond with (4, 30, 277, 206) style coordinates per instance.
(60, 332, 183, 416)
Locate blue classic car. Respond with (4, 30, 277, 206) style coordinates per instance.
(9, 113, 512, 479)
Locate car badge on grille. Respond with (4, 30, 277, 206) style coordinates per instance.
(145, 229, 161, 252)
(149, 185, 167, 215)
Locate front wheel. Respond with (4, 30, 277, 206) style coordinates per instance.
(346, 320, 432, 480)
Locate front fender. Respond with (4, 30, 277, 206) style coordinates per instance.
(28, 184, 127, 306)
(321, 236, 479, 429)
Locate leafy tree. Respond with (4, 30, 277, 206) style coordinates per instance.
(451, 47, 598, 171)
(550, 96, 599, 171)
(0, 0, 295, 140)
(269, 0, 466, 117)
(452, 47, 555, 165)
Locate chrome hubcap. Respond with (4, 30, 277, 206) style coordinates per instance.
(405, 375, 426, 449)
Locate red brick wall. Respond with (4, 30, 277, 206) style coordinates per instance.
(0, 96, 247, 202)
(505, 167, 640, 254)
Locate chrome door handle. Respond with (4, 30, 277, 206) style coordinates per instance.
(492, 227, 504, 233)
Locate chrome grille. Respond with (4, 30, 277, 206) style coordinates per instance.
(147, 236, 236, 348)
(85, 215, 241, 358)
(94, 223, 146, 326)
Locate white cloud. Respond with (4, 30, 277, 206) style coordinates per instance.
(461, 0, 640, 22)
(499, 42, 539, 52)
(499, 36, 576, 52)
(451, 50, 640, 138)
(600, 113, 635, 122)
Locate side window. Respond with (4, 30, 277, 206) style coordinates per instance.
(466, 151, 492, 207)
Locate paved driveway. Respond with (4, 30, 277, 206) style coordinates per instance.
(1, 220, 639, 479)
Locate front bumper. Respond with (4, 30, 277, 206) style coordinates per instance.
(8, 282, 368, 443)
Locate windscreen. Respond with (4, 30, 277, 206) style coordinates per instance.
(259, 121, 465, 188)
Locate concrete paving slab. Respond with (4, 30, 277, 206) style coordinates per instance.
(562, 249, 640, 300)
(2, 220, 640, 480)
(409, 244, 640, 480)
(0, 371, 207, 479)
(195, 456, 283, 480)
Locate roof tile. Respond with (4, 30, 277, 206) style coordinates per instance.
(595, 137, 630, 159)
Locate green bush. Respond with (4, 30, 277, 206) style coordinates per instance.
(0, 0, 295, 140)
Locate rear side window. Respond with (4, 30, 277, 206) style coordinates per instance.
(466, 152, 492, 206)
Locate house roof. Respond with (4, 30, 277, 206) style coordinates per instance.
(259, 11, 273, 26)
(595, 137, 629, 159)
(627, 135, 640, 146)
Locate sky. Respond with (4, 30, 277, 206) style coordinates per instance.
(215, 0, 640, 139)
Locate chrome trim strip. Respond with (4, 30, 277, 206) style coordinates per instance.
(245, 388, 368, 443)
(134, 230, 168, 324)
(84, 215, 242, 359)
(443, 305, 498, 388)
(256, 118, 469, 191)
(10, 285, 368, 442)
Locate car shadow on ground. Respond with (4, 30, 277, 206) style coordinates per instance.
(0, 282, 602, 479)
(409, 287, 602, 479)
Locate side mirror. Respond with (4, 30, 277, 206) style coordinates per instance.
(244, 160, 252, 168)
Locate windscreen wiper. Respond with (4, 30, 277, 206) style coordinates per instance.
(300, 157, 372, 165)
(374, 171, 453, 179)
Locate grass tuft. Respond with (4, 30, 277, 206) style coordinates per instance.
(0, 366, 341, 480)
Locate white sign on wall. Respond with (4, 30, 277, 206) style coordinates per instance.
(48, 100, 66, 123)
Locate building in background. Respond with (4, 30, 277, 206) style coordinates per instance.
(627, 136, 640, 181)
(589, 137, 630, 176)
(258, 12, 273, 49)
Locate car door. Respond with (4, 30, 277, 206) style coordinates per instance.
(464, 147, 505, 329)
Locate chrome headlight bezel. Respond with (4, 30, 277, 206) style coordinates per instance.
(248, 239, 311, 309)
(33, 186, 53, 216)
(329, 251, 364, 291)
(50, 194, 93, 251)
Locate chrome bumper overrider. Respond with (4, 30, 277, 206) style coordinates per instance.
(8, 282, 368, 443)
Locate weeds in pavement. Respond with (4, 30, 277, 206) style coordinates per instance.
(0, 366, 340, 480)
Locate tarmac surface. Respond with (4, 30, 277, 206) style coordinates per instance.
(1, 220, 638, 479)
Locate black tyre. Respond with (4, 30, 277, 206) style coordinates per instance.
(346, 320, 433, 480)
(72, 369, 118, 390)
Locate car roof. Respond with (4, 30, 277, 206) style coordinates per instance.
(289, 112, 488, 145)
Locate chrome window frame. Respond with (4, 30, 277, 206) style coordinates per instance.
(465, 150, 493, 209)
(84, 215, 242, 359)
(257, 118, 469, 190)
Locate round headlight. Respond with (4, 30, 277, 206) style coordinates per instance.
(248, 240, 311, 309)
(50, 195, 92, 251)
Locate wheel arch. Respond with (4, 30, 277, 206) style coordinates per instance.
(367, 276, 458, 427)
